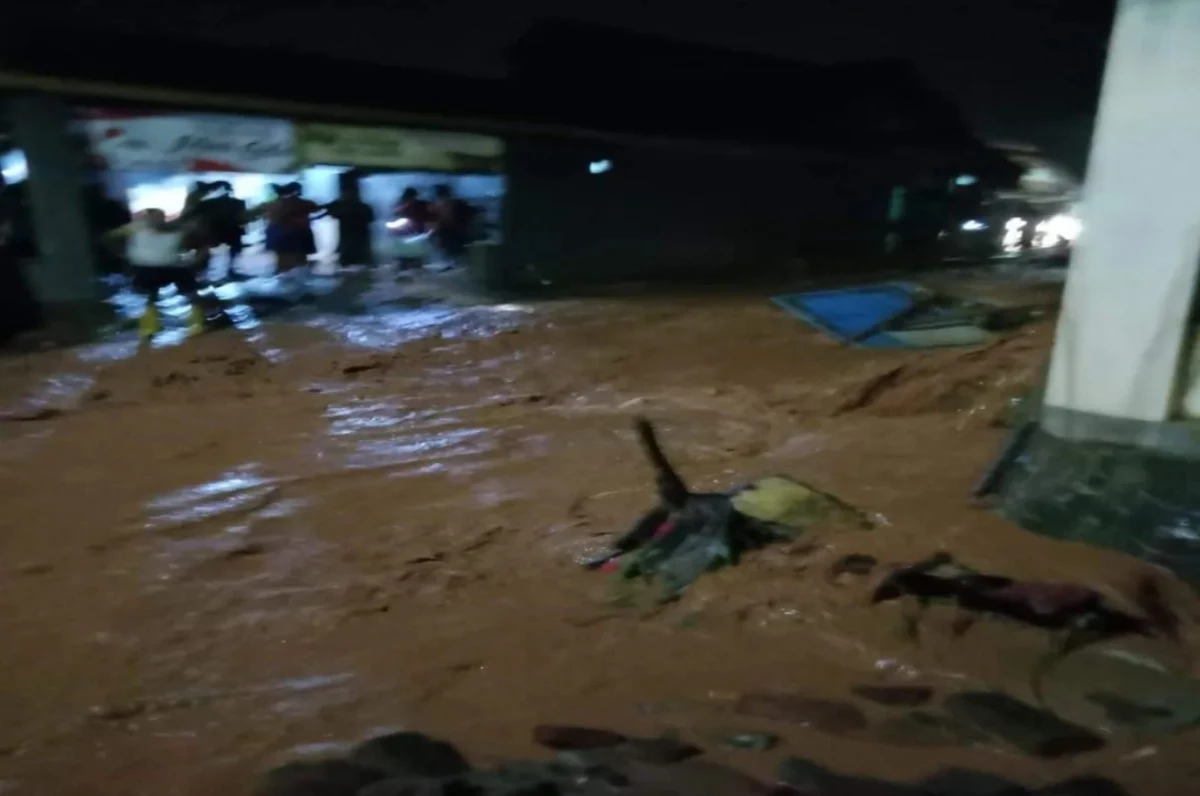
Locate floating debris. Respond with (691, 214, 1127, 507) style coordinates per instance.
(532, 725, 625, 751)
(1040, 644, 1200, 735)
(781, 756, 1131, 796)
(873, 711, 990, 748)
(0, 405, 62, 423)
(735, 692, 867, 734)
(943, 692, 1105, 759)
(872, 553, 1156, 665)
(256, 725, 1130, 796)
(584, 418, 870, 600)
(830, 553, 878, 580)
(851, 685, 933, 707)
(619, 735, 703, 764)
(349, 731, 471, 779)
(722, 732, 779, 751)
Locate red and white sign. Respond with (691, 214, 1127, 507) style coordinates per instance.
(80, 111, 296, 173)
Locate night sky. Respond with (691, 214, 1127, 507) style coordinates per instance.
(31, 0, 1116, 170)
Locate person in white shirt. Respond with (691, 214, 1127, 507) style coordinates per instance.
(107, 209, 205, 340)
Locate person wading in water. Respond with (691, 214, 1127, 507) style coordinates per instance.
(325, 178, 375, 270)
(259, 182, 320, 287)
(106, 208, 206, 340)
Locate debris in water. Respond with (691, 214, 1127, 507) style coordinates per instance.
(256, 760, 383, 796)
(258, 727, 740, 795)
(1040, 643, 1200, 735)
(619, 735, 703, 764)
(734, 692, 867, 734)
(781, 756, 1130, 796)
(851, 685, 934, 707)
(873, 711, 990, 748)
(0, 405, 62, 422)
(1035, 778, 1131, 796)
(256, 723, 1128, 796)
(348, 731, 471, 778)
(872, 553, 1155, 665)
(1086, 692, 1175, 728)
(778, 756, 921, 795)
(722, 732, 779, 751)
(830, 553, 877, 580)
(915, 767, 1028, 795)
(943, 691, 1105, 759)
(532, 725, 626, 751)
(583, 418, 869, 600)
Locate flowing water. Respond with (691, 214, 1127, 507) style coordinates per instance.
(0, 287, 1196, 795)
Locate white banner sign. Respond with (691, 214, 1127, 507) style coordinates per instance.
(82, 112, 296, 173)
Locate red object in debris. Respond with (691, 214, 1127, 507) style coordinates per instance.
(984, 582, 1098, 616)
(651, 518, 675, 540)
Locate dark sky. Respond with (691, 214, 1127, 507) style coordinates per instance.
(39, 0, 1116, 169)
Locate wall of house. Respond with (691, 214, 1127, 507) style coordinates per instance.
(499, 135, 897, 289)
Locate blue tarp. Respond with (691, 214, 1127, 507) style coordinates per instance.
(772, 281, 994, 349)
(771, 282, 920, 348)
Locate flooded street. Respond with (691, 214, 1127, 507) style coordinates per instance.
(0, 289, 1197, 795)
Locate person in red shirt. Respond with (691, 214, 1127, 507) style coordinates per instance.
(389, 187, 433, 269)
(430, 183, 478, 269)
(392, 187, 431, 235)
(262, 182, 320, 275)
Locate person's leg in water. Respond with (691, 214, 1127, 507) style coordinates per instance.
(225, 238, 246, 280)
(133, 271, 163, 341)
(171, 266, 208, 336)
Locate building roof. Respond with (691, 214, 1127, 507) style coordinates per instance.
(0, 13, 995, 164)
(0, 15, 508, 125)
(508, 19, 983, 154)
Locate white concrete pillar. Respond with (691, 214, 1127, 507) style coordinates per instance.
(1044, 0, 1200, 434)
(6, 94, 101, 305)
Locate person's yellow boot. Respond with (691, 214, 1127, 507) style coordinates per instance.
(138, 304, 160, 340)
(186, 304, 206, 337)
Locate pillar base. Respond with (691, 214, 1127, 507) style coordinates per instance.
(994, 426, 1200, 587)
(466, 242, 510, 292)
(26, 301, 120, 348)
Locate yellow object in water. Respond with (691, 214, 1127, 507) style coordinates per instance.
(186, 304, 206, 337)
(138, 304, 160, 339)
(731, 475, 871, 531)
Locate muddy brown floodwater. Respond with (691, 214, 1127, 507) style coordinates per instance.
(0, 290, 1198, 795)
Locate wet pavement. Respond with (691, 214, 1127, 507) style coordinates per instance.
(0, 273, 1198, 795)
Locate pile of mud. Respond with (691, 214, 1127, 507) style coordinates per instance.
(825, 323, 1053, 426)
(256, 727, 1127, 796)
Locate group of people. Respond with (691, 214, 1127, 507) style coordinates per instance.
(106, 178, 481, 341)
(390, 184, 479, 269)
(0, 172, 483, 344)
(181, 178, 478, 278)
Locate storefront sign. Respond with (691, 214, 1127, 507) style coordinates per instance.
(298, 123, 503, 172)
(81, 112, 296, 173)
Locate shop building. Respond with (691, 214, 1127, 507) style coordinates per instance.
(2, 16, 1010, 319)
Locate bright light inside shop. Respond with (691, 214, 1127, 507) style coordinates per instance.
(589, 159, 613, 175)
(1039, 213, 1082, 245)
(1, 150, 28, 183)
(954, 174, 977, 187)
(1001, 214, 1082, 253)
(960, 219, 987, 232)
